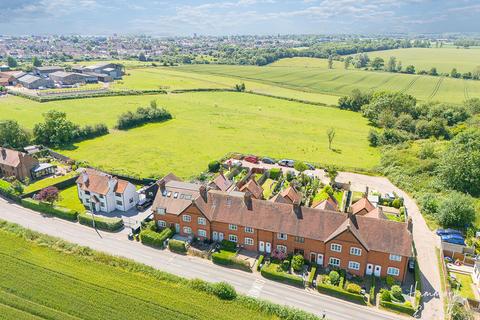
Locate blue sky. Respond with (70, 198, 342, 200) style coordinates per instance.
(1, 0, 479, 36)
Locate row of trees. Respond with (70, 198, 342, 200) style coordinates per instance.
(115, 100, 172, 130)
(0, 111, 109, 149)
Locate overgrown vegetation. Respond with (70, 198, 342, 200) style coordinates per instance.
(115, 100, 172, 130)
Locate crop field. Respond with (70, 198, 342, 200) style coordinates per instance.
(0, 227, 276, 320)
(177, 59, 480, 104)
(360, 47, 480, 74)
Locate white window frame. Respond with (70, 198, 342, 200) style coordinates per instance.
(348, 261, 360, 271)
(182, 215, 191, 222)
(329, 257, 341, 267)
(330, 243, 342, 253)
(276, 245, 287, 253)
(157, 220, 167, 228)
(229, 234, 238, 243)
(198, 229, 207, 237)
(157, 207, 165, 215)
(244, 226, 254, 233)
(244, 237, 254, 246)
(183, 226, 192, 234)
(198, 217, 206, 225)
(277, 233, 288, 240)
(350, 247, 362, 256)
(387, 267, 400, 276)
(389, 254, 402, 261)
(229, 224, 237, 231)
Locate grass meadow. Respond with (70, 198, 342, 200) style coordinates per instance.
(178, 59, 480, 104)
(361, 47, 480, 74)
(0, 225, 281, 320)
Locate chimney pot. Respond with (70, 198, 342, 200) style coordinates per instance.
(244, 191, 253, 210)
(407, 217, 413, 233)
(199, 185, 208, 202)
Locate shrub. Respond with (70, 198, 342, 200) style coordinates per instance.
(281, 259, 290, 271)
(391, 198, 401, 209)
(385, 275, 396, 287)
(168, 239, 187, 253)
(391, 285, 404, 302)
(307, 266, 317, 287)
(329, 270, 340, 286)
(212, 282, 237, 300)
(317, 283, 366, 304)
(380, 300, 416, 316)
(72, 123, 109, 142)
(220, 239, 237, 251)
(256, 255, 264, 271)
(140, 227, 173, 248)
(436, 191, 476, 228)
(115, 105, 172, 130)
(380, 288, 392, 302)
(261, 263, 304, 287)
(269, 168, 282, 180)
(211, 251, 251, 272)
(369, 276, 376, 305)
(21, 198, 78, 221)
(78, 213, 124, 232)
(346, 283, 362, 294)
(208, 160, 221, 173)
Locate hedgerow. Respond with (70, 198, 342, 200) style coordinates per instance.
(21, 198, 78, 221)
(77, 213, 124, 231)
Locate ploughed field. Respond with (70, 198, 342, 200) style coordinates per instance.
(0, 226, 274, 320)
(177, 58, 480, 104)
(0, 92, 378, 178)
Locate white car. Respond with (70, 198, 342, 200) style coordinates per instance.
(231, 160, 242, 167)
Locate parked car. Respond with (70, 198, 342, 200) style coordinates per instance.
(278, 159, 294, 167)
(244, 155, 259, 164)
(136, 197, 153, 211)
(441, 234, 465, 245)
(408, 258, 415, 272)
(305, 163, 315, 170)
(436, 228, 463, 236)
(262, 157, 275, 164)
(231, 159, 242, 167)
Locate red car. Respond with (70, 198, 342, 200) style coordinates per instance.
(244, 156, 259, 164)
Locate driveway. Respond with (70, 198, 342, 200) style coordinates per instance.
(230, 159, 444, 320)
(0, 196, 409, 320)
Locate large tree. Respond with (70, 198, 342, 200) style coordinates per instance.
(32, 56, 42, 67)
(33, 110, 77, 147)
(436, 192, 476, 228)
(0, 120, 31, 150)
(370, 57, 384, 70)
(439, 129, 480, 196)
(7, 56, 17, 68)
(385, 56, 396, 72)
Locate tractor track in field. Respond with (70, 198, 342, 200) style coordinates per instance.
(400, 75, 420, 94)
(428, 77, 444, 100)
(333, 73, 371, 91)
(464, 80, 470, 100)
(369, 74, 396, 91)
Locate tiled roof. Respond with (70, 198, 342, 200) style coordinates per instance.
(0, 148, 23, 167)
(351, 197, 375, 215)
(152, 180, 200, 215)
(312, 197, 338, 211)
(76, 169, 131, 195)
(211, 173, 233, 192)
(239, 179, 263, 199)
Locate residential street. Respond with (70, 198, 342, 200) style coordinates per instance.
(236, 160, 444, 320)
(0, 196, 409, 320)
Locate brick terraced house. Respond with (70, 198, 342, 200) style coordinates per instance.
(152, 174, 413, 282)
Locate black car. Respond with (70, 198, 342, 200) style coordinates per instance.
(136, 198, 153, 211)
(262, 157, 275, 164)
(305, 163, 315, 170)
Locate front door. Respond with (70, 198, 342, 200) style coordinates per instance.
(310, 253, 316, 264)
(212, 231, 218, 241)
(366, 264, 373, 276)
(218, 233, 224, 241)
(265, 242, 271, 253)
(316, 254, 324, 266)
(259, 241, 265, 252)
(374, 265, 382, 277)
(175, 223, 180, 233)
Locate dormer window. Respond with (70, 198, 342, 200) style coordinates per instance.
(157, 207, 166, 215)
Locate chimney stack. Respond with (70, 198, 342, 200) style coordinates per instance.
(0, 148, 6, 160)
(244, 191, 253, 210)
(158, 179, 166, 190)
(199, 185, 208, 202)
(82, 171, 89, 183)
(407, 217, 413, 234)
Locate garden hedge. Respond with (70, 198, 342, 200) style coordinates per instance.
(78, 213, 124, 232)
(317, 283, 366, 304)
(256, 255, 264, 271)
(21, 198, 78, 221)
(140, 228, 174, 248)
(212, 250, 251, 272)
(261, 263, 304, 287)
(380, 300, 416, 316)
(168, 239, 187, 254)
(307, 266, 317, 287)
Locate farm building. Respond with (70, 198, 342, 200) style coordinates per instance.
(82, 63, 123, 79)
(84, 72, 112, 83)
(2, 70, 26, 80)
(33, 66, 64, 76)
(49, 71, 88, 86)
(0, 65, 10, 72)
(18, 74, 54, 89)
(0, 75, 16, 86)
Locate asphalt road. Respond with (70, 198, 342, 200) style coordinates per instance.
(0, 197, 408, 320)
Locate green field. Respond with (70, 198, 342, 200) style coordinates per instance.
(362, 48, 480, 74)
(177, 59, 480, 104)
(0, 223, 286, 320)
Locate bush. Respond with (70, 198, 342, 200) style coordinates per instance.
(385, 275, 396, 287)
(78, 213, 124, 232)
(281, 259, 290, 271)
(436, 191, 476, 228)
(369, 276, 376, 305)
(220, 239, 237, 251)
(261, 263, 304, 287)
(168, 239, 187, 253)
(21, 198, 78, 221)
(346, 283, 361, 294)
(307, 266, 317, 287)
(256, 255, 264, 271)
(380, 288, 392, 302)
(391, 285, 404, 302)
(329, 270, 340, 286)
(292, 255, 304, 272)
(212, 282, 237, 300)
(380, 300, 416, 316)
(269, 168, 282, 180)
(211, 250, 251, 272)
(208, 160, 221, 173)
(317, 283, 366, 304)
(140, 227, 174, 248)
(115, 105, 172, 130)
(72, 123, 109, 142)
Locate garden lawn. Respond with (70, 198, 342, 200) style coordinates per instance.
(51, 92, 378, 178)
(262, 179, 277, 199)
(451, 272, 476, 300)
(57, 185, 86, 214)
(0, 225, 276, 320)
(24, 172, 78, 194)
